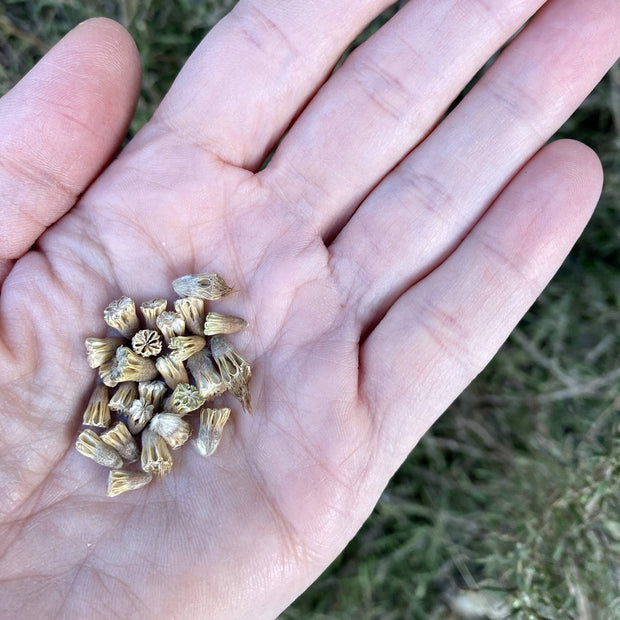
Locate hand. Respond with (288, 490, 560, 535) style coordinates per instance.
(0, 1, 618, 617)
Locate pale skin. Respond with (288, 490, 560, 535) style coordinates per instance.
(0, 0, 618, 616)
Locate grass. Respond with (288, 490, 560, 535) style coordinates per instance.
(2, 2, 619, 618)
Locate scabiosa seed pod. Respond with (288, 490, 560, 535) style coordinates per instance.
(98, 359, 119, 388)
(109, 382, 138, 415)
(203, 312, 249, 336)
(83, 383, 112, 428)
(174, 297, 205, 335)
(149, 413, 192, 450)
(101, 422, 140, 462)
(84, 337, 125, 369)
(76, 429, 123, 469)
(155, 355, 189, 390)
(138, 380, 167, 409)
(111, 346, 159, 383)
(107, 470, 153, 497)
(165, 383, 205, 416)
(169, 335, 206, 363)
(127, 398, 155, 435)
(156, 311, 185, 344)
(195, 407, 231, 457)
(141, 428, 173, 476)
(172, 273, 234, 300)
(186, 350, 227, 400)
(140, 298, 167, 330)
(104, 296, 140, 338)
(131, 329, 163, 357)
(210, 336, 252, 414)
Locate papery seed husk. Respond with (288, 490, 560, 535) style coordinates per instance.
(168, 335, 206, 362)
(109, 382, 138, 414)
(172, 273, 234, 300)
(195, 407, 230, 457)
(107, 470, 153, 497)
(127, 398, 155, 435)
(101, 422, 140, 462)
(141, 428, 173, 476)
(131, 329, 163, 357)
(104, 296, 140, 338)
(165, 383, 205, 416)
(98, 359, 119, 387)
(85, 337, 125, 369)
(155, 355, 189, 390)
(203, 312, 249, 336)
(76, 429, 123, 469)
(83, 383, 112, 428)
(149, 413, 192, 449)
(140, 298, 167, 330)
(111, 346, 159, 382)
(156, 311, 185, 344)
(186, 350, 227, 400)
(138, 380, 167, 409)
(174, 297, 205, 335)
(210, 336, 252, 414)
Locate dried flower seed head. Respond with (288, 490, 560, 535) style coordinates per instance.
(186, 350, 227, 400)
(155, 355, 189, 390)
(141, 428, 173, 476)
(84, 337, 124, 369)
(156, 311, 186, 343)
(195, 407, 231, 457)
(76, 429, 123, 469)
(83, 383, 112, 428)
(203, 312, 249, 336)
(138, 380, 167, 409)
(111, 346, 159, 383)
(107, 470, 153, 497)
(109, 382, 138, 414)
(210, 336, 252, 414)
(127, 398, 155, 435)
(131, 329, 163, 357)
(166, 383, 205, 415)
(149, 413, 192, 450)
(174, 297, 205, 335)
(104, 296, 140, 338)
(169, 335, 206, 362)
(172, 273, 234, 300)
(101, 422, 140, 462)
(140, 298, 167, 330)
(98, 359, 119, 388)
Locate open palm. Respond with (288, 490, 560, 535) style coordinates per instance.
(1, 1, 618, 617)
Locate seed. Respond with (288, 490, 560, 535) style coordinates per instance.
(186, 350, 226, 400)
(109, 382, 138, 415)
(84, 337, 124, 369)
(195, 407, 231, 457)
(165, 383, 205, 416)
(82, 383, 112, 428)
(140, 298, 167, 330)
(103, 296, 140, 338)
(141, 428, 173, 476)
(131, 329, 163, 357)
(210, 336, 252, 414)
(172, 273, 234, 300)
(203, 312, 249, 336)
(98, 359, 119, 388)
(126, 398, 155, 435)
(149, 413, 192, 450)
(155, 355, 189, 390)
(169, 335, 206, 363)
(111, 346, 159, 383)
(174, 297, 205, 335)
(156, 311, 185, 344)
(107, 470, 153, 497)
(101, 422, 140, 462)
(138, 380, 167, 409)
(76, 429, 123, 469)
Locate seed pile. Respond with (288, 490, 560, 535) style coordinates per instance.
(76, 273, 251, 497)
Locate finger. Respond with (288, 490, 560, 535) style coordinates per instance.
(361, 139, 602, 465)
(148, 0, 393, 170)
(261, 0, 546, 237)
(329, 0, 620, 331)
(0, 18, 141, 274)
